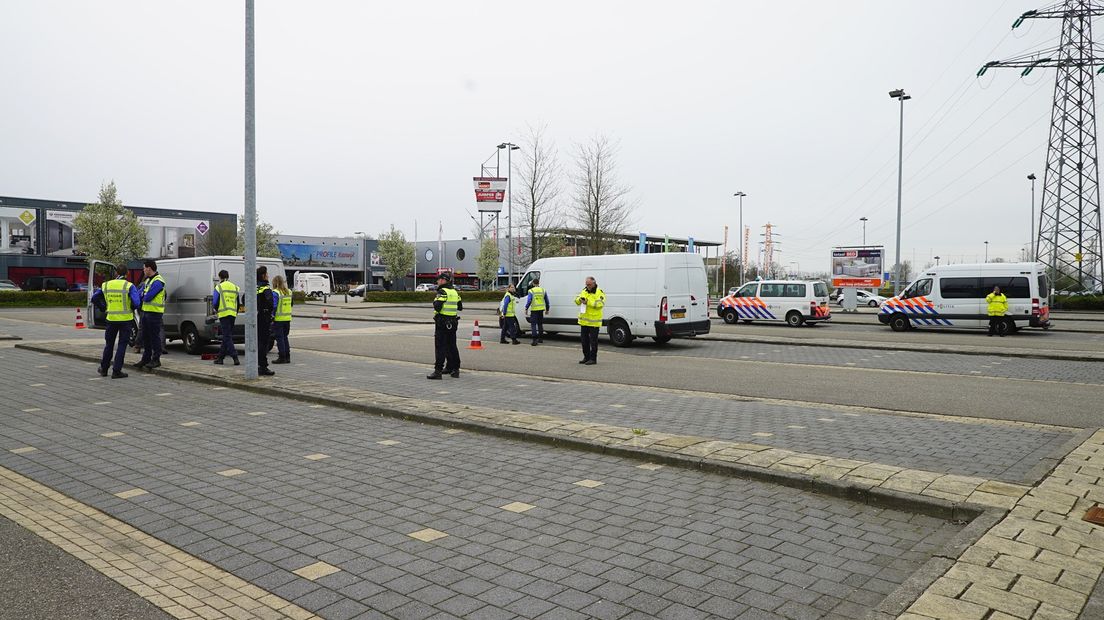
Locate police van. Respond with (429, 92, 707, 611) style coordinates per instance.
(717, 280, 832, 327)
(878, 262, 1051, 334)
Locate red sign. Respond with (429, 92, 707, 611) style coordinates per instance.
(473, 177, 507, 211)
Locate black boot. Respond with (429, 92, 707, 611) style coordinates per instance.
(232, 357, 241, 366)
(213, 357, 224, 365)
(448, 369, 460, 378)
(427, 370, 443, 380)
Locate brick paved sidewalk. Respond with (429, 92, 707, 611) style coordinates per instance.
(1, 347, 967, 619)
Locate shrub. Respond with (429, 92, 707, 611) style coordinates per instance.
(0, 291, 87, 307)
(1052, 295, 1104, 311)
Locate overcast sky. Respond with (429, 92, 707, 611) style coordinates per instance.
(0, 1, 1072, 271)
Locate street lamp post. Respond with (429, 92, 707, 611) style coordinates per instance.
(1027, 173, 1037, 259)
(733, 192, 747, 285)
(984, 241, 989, 263)
(355, 231, 369, 289)
(934, 255, 941, 266)
(889, 88, 911, 295)
(498, 142, 520, 283)
(243, 0, 258, 380)
(859, 217, 868, 246)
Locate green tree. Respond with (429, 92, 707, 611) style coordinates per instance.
(539, 234, 570, 259)
(72, 181, 149, 265)
(477, 239, 500, 289)
(377, 225, 414, 289)
(235, 214, 280, 257)
(198, 220, 237, 256)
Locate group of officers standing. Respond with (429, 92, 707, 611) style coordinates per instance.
(93, 261, 294, 378)
(427, 272, 606, 379)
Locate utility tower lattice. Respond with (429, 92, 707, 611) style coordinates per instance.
(979, 0, 1104, 291)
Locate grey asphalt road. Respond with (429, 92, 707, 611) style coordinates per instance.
(0, 516, 171, 620)
(290, 326, 1104, 428)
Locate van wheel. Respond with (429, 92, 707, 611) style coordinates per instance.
(997, 320, 1014, 336)
(609, 320, 632, 347)
(182, 323, 205, 355)
(722, 308, 738, 324)
(786, 311, 805, 327)
(889, 314, 910, 332)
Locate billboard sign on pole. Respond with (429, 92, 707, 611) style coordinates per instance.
(473, 177, 507, 211)
(831, 247, 884, 288)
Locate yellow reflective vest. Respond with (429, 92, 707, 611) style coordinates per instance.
(274, 291, 293, 322)
(528, 286, 546, 312)
(435, 287, 461, 317)
(103, 278, 135, 322)
(501, 293, 516, 318)
(575, 287, 606, 327)
(141, 274, 166, 313)
(986, 293, 1008, 316)
(215, 281, 240, 319)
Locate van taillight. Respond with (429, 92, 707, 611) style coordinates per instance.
(1032, 298, 1040, 316)
(660, 297, 668, 322)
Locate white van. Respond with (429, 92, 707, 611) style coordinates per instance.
(87, 256, 286, 354)
(878, 262, 1051, 334)
(295, 272, 331, 298)
(515, 253, 711, 347)
(718, 280, 832, 327)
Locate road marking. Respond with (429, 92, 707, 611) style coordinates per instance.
(309, 404, 326, 409)
(35, 365, 48, 368)
(114, 488, 148, 499)
(211, 386, 228, 391)
(93, 401, 111, 405)
(179, 422, 201, 427)
(293, 561, 341, 581)
(574, 479, 603, 488)
(334, 376, 346, 380)
(786, 425, 806, 429)
(30, 383, 45, 387)
(155, 392, 172, 396)
(216, 469, 246, 477)
(408, 528, 448, 542)
(501, 502, 536, 513)
(246, 411, 267, 416)
(569, 409, 587, 414)
(817, 418, 836, 422)
(303, 453, 329, 461)
(611, 404, 626, 408)
(752, 432, 774, 437)
(637, 463, 664, 471)
(436, 391, 450, 395)
(100, 432, 125, 438)
(21, 408, 41, 413)
(646, 398, 662, 402)
(9, 446, 37, 454)
(377, 440, 400, 446)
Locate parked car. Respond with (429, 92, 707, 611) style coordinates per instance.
(456, 284, 479, 292)
(22, 276, 68, 291)
(837, 289, 886, 307)
(68, 283, 89, 293)
(0, 279, 20, 291)
(414, 283, 437, 292)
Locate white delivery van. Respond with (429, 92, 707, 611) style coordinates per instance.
(878, 262, 1051, 334)
(86, 256, 286, 354)
(514, 253, 711, 346)
(295, 272, 331, 298)
(718, 280, 832, 327)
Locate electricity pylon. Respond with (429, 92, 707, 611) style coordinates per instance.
(979, 1, 1104, 291)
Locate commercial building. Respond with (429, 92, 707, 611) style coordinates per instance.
(275, 234, 386, 289)
(0, 195, 235, 290)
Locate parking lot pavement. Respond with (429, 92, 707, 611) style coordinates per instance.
(0, 347, 966, 619)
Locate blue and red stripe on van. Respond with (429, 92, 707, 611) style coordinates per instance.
(879, 296, 953, 326)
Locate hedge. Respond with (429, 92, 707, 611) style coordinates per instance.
(364, 290, 506, 303)
(0, 291, 87, 307)
(1052, 295, 1104, 311)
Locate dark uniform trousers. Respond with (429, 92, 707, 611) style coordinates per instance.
(529, 310, 545, 343)
(139, 313, 163, 365)
(434, 316, 460, 372)
(101, 322, 133, 374)
(257, 313, 272, 370)
(580, 325, 600, 362)
(218, 316, 237, 360)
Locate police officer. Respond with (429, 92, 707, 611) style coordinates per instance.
(525, 277, 548, 346)
(574, 276, 606, 365)
(986, 285, 1008, 337)
(271, 274, 293, 364)
(212, 270, 241, 365)
(427, 272, 462, 379)
(135, 259, 166, 371)
(93, 265, 141, 378)
(256, 266, 277, 376)
(499, 284, 521, 345)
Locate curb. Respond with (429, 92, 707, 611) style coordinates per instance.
(19, 342, 994, 524)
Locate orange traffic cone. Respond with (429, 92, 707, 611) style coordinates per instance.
(467, 320, 483, 349)
(74, 307, 86, 329)
(320, 309, 331, 330)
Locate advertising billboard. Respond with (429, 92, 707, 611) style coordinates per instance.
(43, 210, 206, 258)
(831, 247, 884, 288)
(473, 177, 507, 211)
(278, 243, 361, 269)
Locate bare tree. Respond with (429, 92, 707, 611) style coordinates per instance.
(515, 123, 563, 264)
(569, 135, 635, 255)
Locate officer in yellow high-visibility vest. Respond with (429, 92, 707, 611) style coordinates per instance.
(92, 264, 142, 378)
(574, 276, 606, 365)
(271, 274, 293, 364)
(525, 277, 549, 346)
(135, 259, 166, 371)
(212, 270, 241, 365)
(986, 285, 1008, 337)
(428, 272, 462, 379)
(498, 284, 521, 345)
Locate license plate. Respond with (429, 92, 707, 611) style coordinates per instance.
(672, 309, 686, 319)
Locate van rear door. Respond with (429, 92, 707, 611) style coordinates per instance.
(665, 263, 694, 327)
(88, 260, 117, 329)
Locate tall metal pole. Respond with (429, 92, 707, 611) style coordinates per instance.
(734, 192, 746, 286)
(243, 0, 258, 380)
(507, 147, 513, 282)
(860, 216, 868, 246)
(1028, 173, 1037, 259)
(892, 92, 907, 294)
